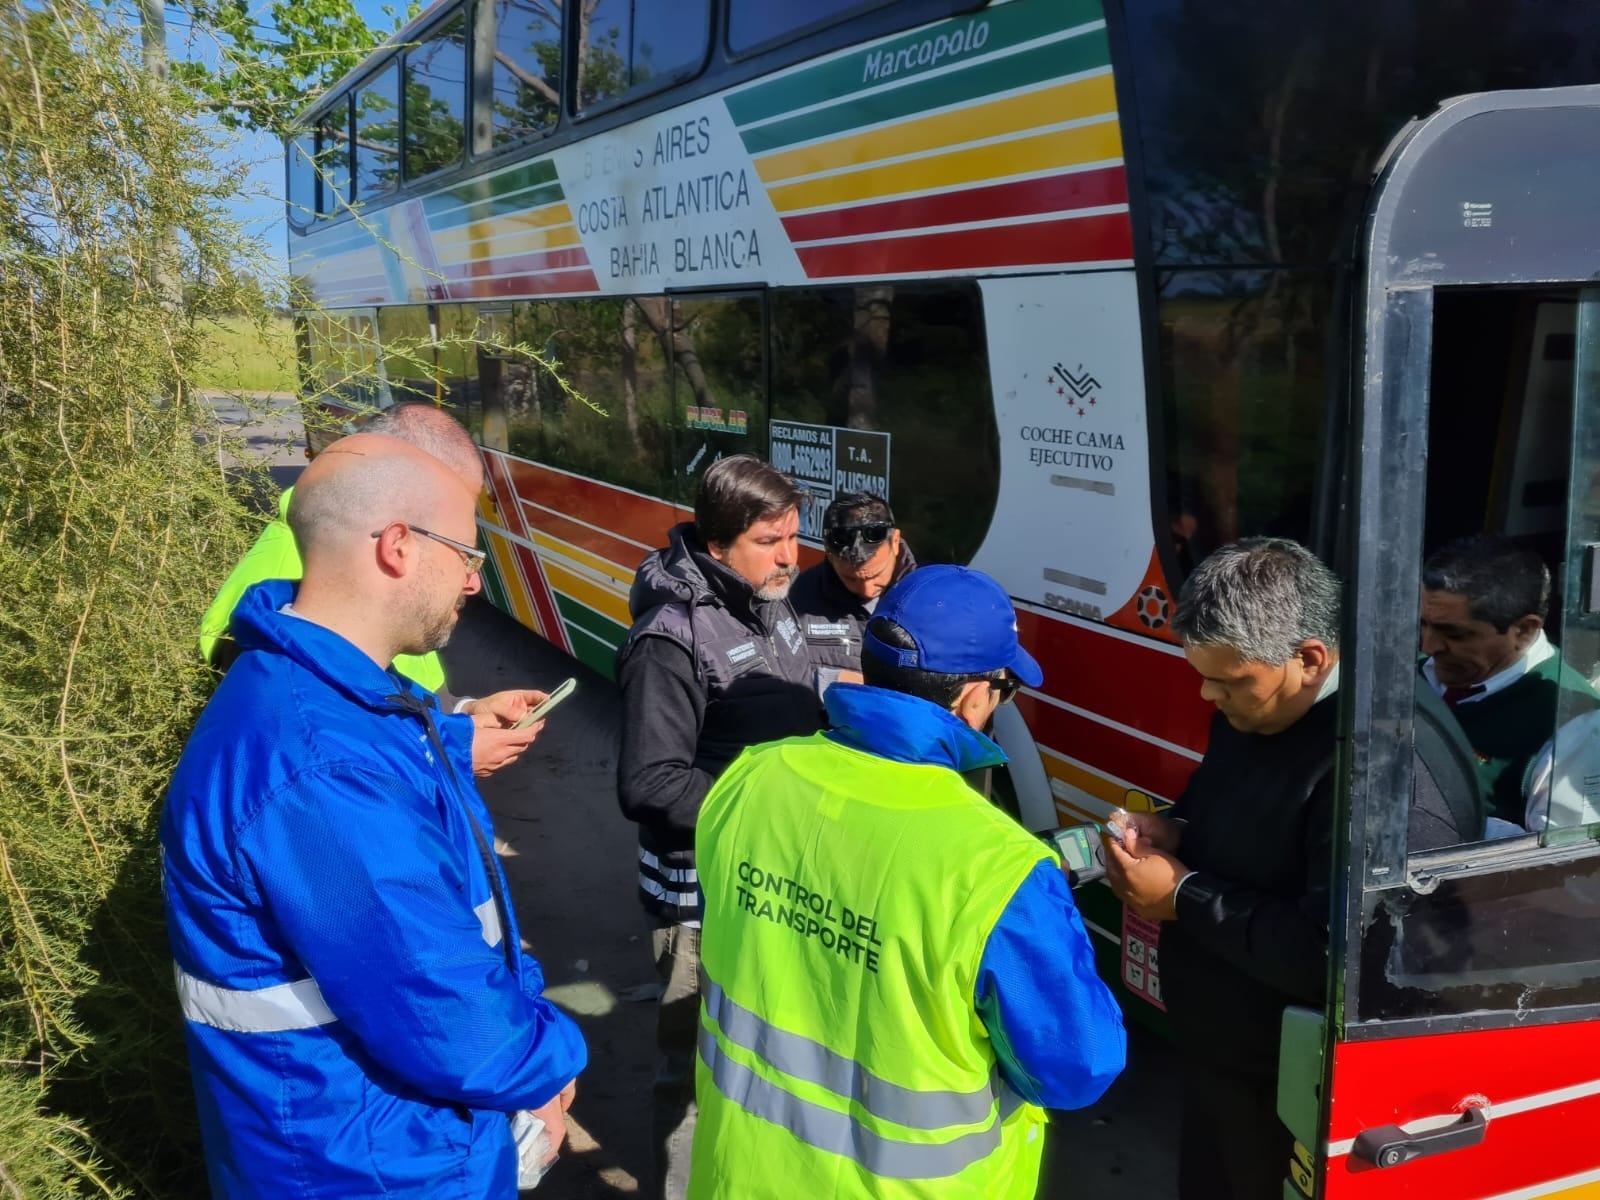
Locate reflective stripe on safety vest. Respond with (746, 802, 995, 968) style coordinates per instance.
(698, 1020, 1009, 1181)
(704, 979, 997, 1131)
(175, 964, 336, 1033)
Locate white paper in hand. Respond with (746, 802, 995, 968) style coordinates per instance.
(510, 1110, 554, 1190)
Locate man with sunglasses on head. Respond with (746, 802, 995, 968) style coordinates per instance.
(689, 564, 1125, 1199)
(198, 401, 548, 777)
(788, 491, 917, 693)
(162, 433, 586, 1198)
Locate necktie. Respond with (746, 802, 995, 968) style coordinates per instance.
(1441, 683, 1487, 708)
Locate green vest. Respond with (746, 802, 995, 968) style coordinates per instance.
(199, 487, 446, 692)
(1445, 653, 1600, 824)
(691, 734, 1052, 1200)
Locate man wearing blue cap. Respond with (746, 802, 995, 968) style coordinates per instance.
(688, 565, 1125, 1199)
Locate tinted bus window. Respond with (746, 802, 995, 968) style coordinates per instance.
(578, 0, 710, 111)
(507, 298, 679, 500)
(287, 134, 315, 225)
(405, 16, 467, 180)
(354, 65, 401, 201)
(314, 100, 351, 217)
(490, 0, 561, 146)
(1123, 0, 1600, 268)
(728, 0, 882, 53)
(1158, 270, 1333, 569)
(376, 305, 437, 405)
(770, 285, 998, 566)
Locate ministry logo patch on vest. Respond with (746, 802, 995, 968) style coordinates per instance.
(776, 616, 805, 656)
(807, 621, 852, 639)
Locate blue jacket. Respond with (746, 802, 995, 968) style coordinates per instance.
(162, 580, 587, 1198)
(825, 684, 1126, 1110)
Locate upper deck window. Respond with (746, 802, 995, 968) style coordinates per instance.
(727, 0, 884, 55)
(577, 0, 710, 112)
(314, 98, 351, 217)
(490, 0, 561, 146)
(354, 64, 401, 201)
(404, 15, 467, 180)
(287, 133, 316, 226)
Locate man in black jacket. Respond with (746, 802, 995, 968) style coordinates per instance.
(787, 491, 917, 692)
(616, 455, 819, 1200)
(1104, 538, 1481, 1200)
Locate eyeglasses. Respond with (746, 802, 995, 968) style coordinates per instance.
(824, 523, 892, 555)
(990, 675, 1022, 705)
(371, 523, 487, 574)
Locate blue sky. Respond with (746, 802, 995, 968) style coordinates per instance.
(161, 0, 409, 273)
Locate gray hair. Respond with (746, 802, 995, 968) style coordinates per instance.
(1172, 538, 1341, 664)
(365, 402, 483, 489)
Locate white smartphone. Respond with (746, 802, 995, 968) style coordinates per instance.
(512, 677, 577, 729)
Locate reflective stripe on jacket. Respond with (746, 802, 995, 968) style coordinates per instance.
(691, 704, 1051, 1199)
(163, 579, 586, 1198)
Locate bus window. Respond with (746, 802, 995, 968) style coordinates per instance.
(1159, 270, 1334, 571)
(667, 294, 765, 490)
(576, 0, 710, 113)
(376, 305, 438, 406)
(438, 303, 485, 442)
(287, 134, 315, 226)
(314, 99, 351, 218)
(404, 15, 467, 181)
(505, 297, 677, 500)
(727, 0, 885, 54)
(488, 0, 560, 147)
(769, 285, 999, 567)
(354, 64, 401, 202)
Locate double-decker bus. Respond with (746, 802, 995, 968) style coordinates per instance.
(288, 1, 1600, 1195)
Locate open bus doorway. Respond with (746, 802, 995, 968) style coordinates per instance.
(1426, 288, 1577, 641)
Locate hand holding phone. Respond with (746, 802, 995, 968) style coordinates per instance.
(512, 677, 577, 730)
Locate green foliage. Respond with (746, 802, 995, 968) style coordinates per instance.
(0, 0, 271, 1192)
(196, 316, 298, 393)
(173, 0, 417, 135)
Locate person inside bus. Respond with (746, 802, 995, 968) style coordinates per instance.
(1102, 538, 1481, 1200)
(197, 402, 547, 777)
(1419, 533, 1600, 826)
(787, 490, 917, 696)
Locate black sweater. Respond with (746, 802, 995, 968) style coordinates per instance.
(1162, 700, 1337, 1078)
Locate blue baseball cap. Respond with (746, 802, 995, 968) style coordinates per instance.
(862, 565, 1043, 687)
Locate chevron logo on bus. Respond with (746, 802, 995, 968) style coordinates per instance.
(1050, 362, 1102, 418)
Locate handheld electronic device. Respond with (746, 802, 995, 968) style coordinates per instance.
(513, 677, 577, 729)
(1045, 822, 1108, 887)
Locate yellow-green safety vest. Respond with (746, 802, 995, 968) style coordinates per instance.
(691, 732, 1054, 1199)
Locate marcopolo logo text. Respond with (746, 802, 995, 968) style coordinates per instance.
(862, 19, 990, 84)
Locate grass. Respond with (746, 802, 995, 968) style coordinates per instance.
(195, 315, 297, 393)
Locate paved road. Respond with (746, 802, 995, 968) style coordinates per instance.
(443, 598, 1182, 1199)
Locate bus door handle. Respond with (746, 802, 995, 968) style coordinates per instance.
(1352, 1105, 1487, 1169)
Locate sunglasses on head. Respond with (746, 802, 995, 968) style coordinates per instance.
(824, 523, 892, 554)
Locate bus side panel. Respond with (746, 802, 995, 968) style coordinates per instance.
(1321, 1023, 1600, 1199)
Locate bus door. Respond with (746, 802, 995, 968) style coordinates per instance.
(1298, 87, 1600, 1200)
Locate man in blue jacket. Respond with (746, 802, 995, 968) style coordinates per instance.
(162, 432, 586, 1198)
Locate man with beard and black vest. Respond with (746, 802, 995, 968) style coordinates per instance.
(788, 491, 917, 696)
(1104, 539, 1481, 1200)
(616, 455, 820, 1200)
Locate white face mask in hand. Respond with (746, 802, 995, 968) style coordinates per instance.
(511, 1110, 555, 1189)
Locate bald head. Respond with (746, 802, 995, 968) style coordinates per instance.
(363, 402, 484, 491)
(289, 432, 475, 564)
